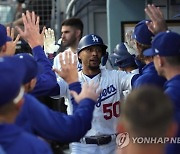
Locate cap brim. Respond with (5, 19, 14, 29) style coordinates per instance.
(143, 48, 156, 56)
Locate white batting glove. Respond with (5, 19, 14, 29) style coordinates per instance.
(124, 42, 138, 56)
(44, 28, 59, 55)
(125, 30, 138, 56)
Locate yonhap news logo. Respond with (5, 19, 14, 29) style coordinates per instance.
(116, 132, 180, 149)
(116, 132, 130, 148)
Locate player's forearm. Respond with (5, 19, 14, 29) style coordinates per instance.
(20, 94, 95, 142)
(32, 45, 53, 68)
(56, 98, 95, 142)
(30, 46, 58, 96)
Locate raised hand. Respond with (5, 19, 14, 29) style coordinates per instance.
(44, 28, 59, 55)
(5, 27, 20, 56)
(125, 30, 138, 56)
(16, 10, 45, 48)
(53, 50, 78, 84)
(70, 82, 101, 103)
(145, 4, 167, 35)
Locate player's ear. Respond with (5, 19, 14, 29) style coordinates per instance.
(76, 29, 81, 38)
(78, 52, 82, 61)
(30, 78, 37, 87)
(154, 55, 163, 68)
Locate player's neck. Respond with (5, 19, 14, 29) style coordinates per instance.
(164, 66, 180, 80)
(70, 42, 78, 54)
(82, 67, 100, 76)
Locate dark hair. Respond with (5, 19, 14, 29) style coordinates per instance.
(136, 41, 152, 62)
(61, 18, 84, 37)
(0, 46, 3, 53)
(165, 56, 180, 66)
(121, 86, 173, 138)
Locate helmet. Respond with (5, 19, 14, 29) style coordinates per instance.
(109, 42, 136, 68)
(77, 34, 107, 55)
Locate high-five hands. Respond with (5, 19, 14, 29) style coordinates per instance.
(5, 27, 20, 56)
(44, 28, 59, 55)
(70, 82, 101, 103)
(16, 10, 45, 48)
(145, 4, 168, 35)
(53, 50, 78, 84)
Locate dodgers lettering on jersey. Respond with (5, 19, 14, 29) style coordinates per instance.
(77, 69, 134, 136)
(96, 84, 117, 107)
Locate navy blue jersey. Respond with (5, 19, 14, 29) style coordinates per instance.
(29, 46, 59, 97)
(16, 92, 95, 142)
(133, 62, 166, 88)
(164, 75, 180, 154)
(0, 124, 52, 154)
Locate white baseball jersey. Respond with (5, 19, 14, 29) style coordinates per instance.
(55, 66, 134, 136)
(122, 68, 139, 98)
(78, 68, 133, 136)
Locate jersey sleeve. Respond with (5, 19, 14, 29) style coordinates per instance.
(117, 70, 135, 91)
(19, 94, 95, 142)
(30, 46, 58, 97)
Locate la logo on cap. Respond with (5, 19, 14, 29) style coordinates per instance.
(91, 35, 99, 42)
(155, 49, 159, 53)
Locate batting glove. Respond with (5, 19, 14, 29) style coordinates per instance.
(44, 28, 59, 56)
(125, 30, 138, 56)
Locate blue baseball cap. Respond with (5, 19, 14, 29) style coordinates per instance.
(0, 24, 12, 47)
(143, 31, 180, 57)
(0, 56, 26, 106)
(132, 20, 154, 45)
(14, 53, 39, 84)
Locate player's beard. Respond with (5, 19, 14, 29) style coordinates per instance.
(62, 37, 77, 48)
(89, 65, 100, 71)
(88, 59, 101, 71)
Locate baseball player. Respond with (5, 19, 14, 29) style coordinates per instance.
(143, 31, 180, 154)
(117, 85, 174, 154)
(53, 18, 84, 71)
(0, 24, 20, 57)
(109, 42, 139, 74)
(109, 42, 139, 98)
(0, 56, 53, 154)
(131, 20, 167, 88)
(54, 34, 135, 154)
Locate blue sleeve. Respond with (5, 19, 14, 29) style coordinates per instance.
(19, 94, 95, 142)
(15, 103, 34, 133)
(131, 74, 140, 88)
(133, 74, 166, 89)
(30, 46, 59, 97)
(69, 82, 82, 112)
